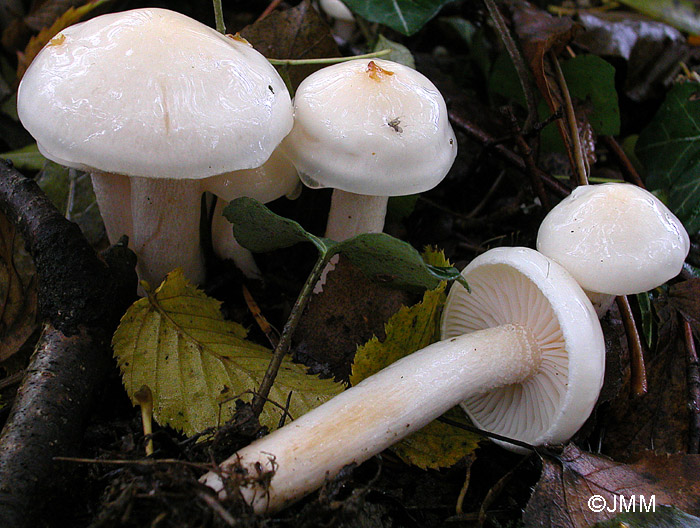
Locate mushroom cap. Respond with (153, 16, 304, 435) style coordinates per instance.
(537, 183, 690, 296)
(281, 59, 457, 196)
(440, 247, 605, 451)
(319, 0, 355, 22)
(202, 149, 300, 203)
(17, 8, 293, 179)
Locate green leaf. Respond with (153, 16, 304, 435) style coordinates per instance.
(373, 34, 415, 68)
(341, 0, 456, 36)
(1, 144, 46, 171)
(351, 249, 479, 468)
(618, 0, 700, 36)
(560, 54, 620, 136)
(223, 197, 467, 291)
(113, 269, 343, 436)
(635, 82, 700, 233)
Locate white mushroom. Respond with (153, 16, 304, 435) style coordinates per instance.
(282, 58, 457, 241)
(203, 149, 301, 278)
(537, 183, 690, 316)
(17, 8, 293, 286)
(201, 247, 605, 513)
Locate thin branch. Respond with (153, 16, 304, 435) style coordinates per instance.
(448, 110, 571, 198)
(602, 135, 646, 188)
(483, 0, 538, 132)
(616, 295, 648, 397)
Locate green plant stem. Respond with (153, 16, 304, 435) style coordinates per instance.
(252, 253, 334, 417)
(268, 49, 391, 67)
(212, 0, 226, 33)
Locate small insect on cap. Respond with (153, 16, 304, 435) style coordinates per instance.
(282, 58, 457, 196)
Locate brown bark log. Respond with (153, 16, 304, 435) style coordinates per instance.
(0, 159, 137, 526)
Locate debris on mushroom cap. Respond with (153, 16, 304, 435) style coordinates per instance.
(441, 247, 605, 451)
(281, 58, 457, 196)
(536, 183, 690, 296)
(17, 8, 293, 180)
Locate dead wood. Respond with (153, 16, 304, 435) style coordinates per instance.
(0, 159, 137, 527)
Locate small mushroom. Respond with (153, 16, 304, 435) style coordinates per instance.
(201, 247, 605, 513)
(17, 8, 293, 286)
(203, 149, 301, 279)
(537, 182, 690, 316)
(282, 58, 457, 241)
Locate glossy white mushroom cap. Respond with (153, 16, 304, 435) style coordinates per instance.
(537, 183, 690, 296)
(17, 8, 293, 179)
(202, 149, 300, 203)
(282, 58, 457, 196)
(441, 247, 606, 450)
(319, 0, 354, 22)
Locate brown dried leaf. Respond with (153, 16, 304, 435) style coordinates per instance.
(509, 1, 592, 181)
(0, 213, 37, 361)
(239, 0, 340, 90)
(600, 294, 688, 456)
(523, 444, 700, 528)
(669, 279, 700, 336)
(292, 255, 414, 382)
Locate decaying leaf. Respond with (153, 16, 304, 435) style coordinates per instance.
(0, 212, 37, 361)
(600, 291, 689, 456)
(593, 505, 700, 527)
(523, 444, 700, 528)
(113, 269, 343, 436)
(240, 0, 339, 90)
(351, 248, 480, 469)
(617, 0, 700, 36)
(16, 0, 107, 81)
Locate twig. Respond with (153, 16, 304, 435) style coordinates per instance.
(549, 52, 589, 186)
(483, 0, 538, 132)
(0, 160, 137, 527)
(448, 110, 570, 198)
(257, 0, 283, 22)
(251, 255, 332, 416)
(683, 318, 700, 454)
(505, 107, 551, 210)
(268, 49, 391, 66)
(602, 135, 646, 188)
(615, 295, 648, 397)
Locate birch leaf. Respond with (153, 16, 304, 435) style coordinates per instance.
(351, 249, 479, 469)
(113, 269, 343, 436)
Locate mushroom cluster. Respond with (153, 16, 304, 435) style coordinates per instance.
(17, 8, 296, 286)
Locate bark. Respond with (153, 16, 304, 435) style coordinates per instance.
(0, 159, 137, 527)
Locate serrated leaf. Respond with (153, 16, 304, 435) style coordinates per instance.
(17, 0, 108, 81)
(342, 0, 456, 36)
(635, 82, 700, 233)
(350, 250, 479, 468)
(113, 269, 343, 436)
(223, 197, 466, 291)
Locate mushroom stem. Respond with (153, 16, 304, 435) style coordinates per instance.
(130, 177, 204, 287)
(91, 172, 133, 244)
(202, 323, 541, 513)
(585, 290, 616, 318)
(211, 198, 262, 279)
(324, 189, 389, 241)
